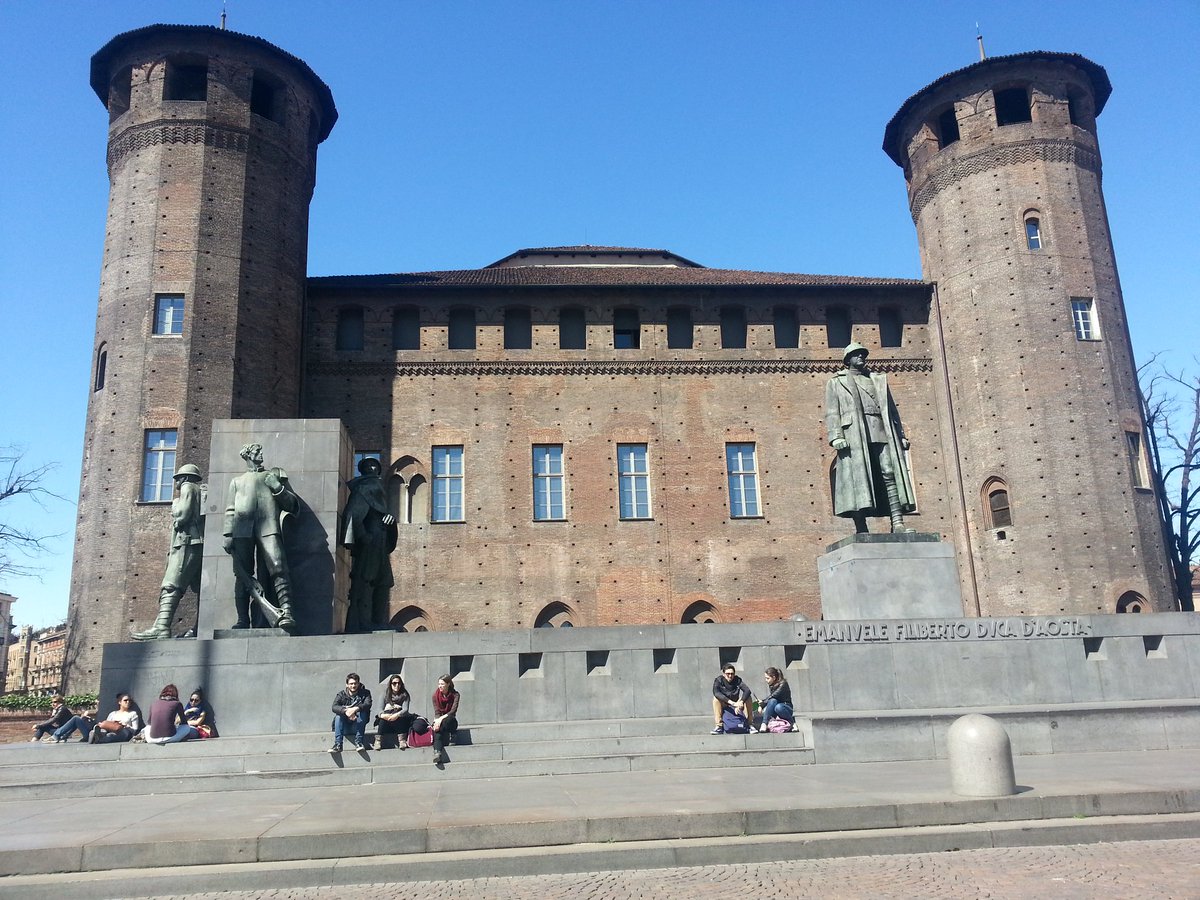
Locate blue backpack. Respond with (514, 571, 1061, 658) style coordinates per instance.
(722, 708, 750, 733)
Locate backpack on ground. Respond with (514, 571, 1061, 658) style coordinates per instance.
(721, 708, 750, 734)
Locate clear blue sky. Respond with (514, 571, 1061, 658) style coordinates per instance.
(1, 1, 1197, 629)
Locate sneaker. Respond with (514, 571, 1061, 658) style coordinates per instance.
(52, 737, 65, 744)
(29, 737, 41, 743)
(353, 739, 366, 751)
(328, 742, 342, 754)
(748, 726, 759, 734)
(710, 725, 725, 735)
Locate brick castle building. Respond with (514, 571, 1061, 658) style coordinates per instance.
(65, 25, 1173, 688)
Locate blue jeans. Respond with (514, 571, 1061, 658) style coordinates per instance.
(53, 715, 94, 741)
(333, 711, 367, 745)
(762, 699, 793, 728)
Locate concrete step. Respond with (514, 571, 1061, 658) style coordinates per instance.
(2, 801, 1200, 892)
(0, 739, 814, 799)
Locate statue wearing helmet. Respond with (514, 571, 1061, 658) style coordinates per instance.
(131, 464, 206, 640)
(824, 343, 916, 534)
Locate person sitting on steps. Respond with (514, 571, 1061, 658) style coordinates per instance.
(329, 672, 372, 753)
(711, 663, 756, 734)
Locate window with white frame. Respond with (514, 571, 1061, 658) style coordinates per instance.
(1071, 297, 1100, 341)
(532, 445, 565, 521)
(617, 443, 652, 520)
(431, 446, 464, 522)
(1126, 431, 1150, 489)
(1024, 216, 1043, 250)
(141, 429, 177, 502)
(153, 294, 184, 335)
(725, 443, 761, 518)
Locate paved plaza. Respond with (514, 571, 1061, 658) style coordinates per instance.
(141, 838, 1199, 898)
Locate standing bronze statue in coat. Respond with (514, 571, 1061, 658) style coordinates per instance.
(824, 343, 916, 534)
(341, 457, 397, 632)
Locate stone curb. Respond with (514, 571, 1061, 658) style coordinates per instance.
(3, 812, 1198, 899)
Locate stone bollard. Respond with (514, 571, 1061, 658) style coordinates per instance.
(947, 713, 1016, 797)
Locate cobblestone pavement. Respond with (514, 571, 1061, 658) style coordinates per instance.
(154, 838, 1198, 899)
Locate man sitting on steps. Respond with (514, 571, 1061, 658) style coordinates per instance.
(711, 663, 756, 734)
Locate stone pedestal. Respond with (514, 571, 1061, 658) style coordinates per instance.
(817, 533, 964, 619)
(197, 419, 352, 639)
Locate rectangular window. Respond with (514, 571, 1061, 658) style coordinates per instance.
(617, 443, 652, 520)
(613, 309, 640, 349)
(725, 443, 761, 518)
(532, 445, 565, 521)
(431, 446, 464, 522)
(1071, 298, 1100, 341)
(141, 429, 177, 502)
(153, 294, 184, 335)
(1126, 431, 1149, 489)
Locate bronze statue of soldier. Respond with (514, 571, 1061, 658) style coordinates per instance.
(131, 464, 205, 640)
(341, 457, 398, 632)
(824, 342, 916, 534)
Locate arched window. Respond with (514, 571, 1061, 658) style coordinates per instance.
(1116, 591, 1148, 614)
(719, 306, 747, 349)
(392, 306, 420, 350)
(982, 478, 1013, 529)
(667, 306, 693, 349)
(681, 600, 718, 624)
(391, 605, 432, 632)
(94, 343, 108, 391)
(448, 307, 476, 350)
(503, 307, 532, 350)
(389, 456, 428, 525)
(1024, 213, 1043, 250)
(534, 601, 575, 628)
(335, 307, 364, 351)
(773, 306, 799, 349)
(559, 307, 586, 349)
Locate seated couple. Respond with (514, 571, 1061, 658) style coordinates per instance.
(711, 664, 796, 734)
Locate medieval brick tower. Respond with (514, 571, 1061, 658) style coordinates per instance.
(883, 52, 1173, 616)
(66, 26, 336, 687)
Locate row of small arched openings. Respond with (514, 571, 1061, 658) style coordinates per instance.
(389, 600, 723, 632)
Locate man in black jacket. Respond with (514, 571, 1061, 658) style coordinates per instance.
(330, 672, 373, 753)
(711, 664, 755, 734)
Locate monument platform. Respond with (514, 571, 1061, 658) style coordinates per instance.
(817, 532, 964, 619)
(0, 737, 1197, 897)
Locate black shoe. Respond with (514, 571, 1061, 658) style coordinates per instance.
(328, 742, 342, 754)
(353, 739, 366, 751)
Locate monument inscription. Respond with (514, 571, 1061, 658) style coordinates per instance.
(799, 616, 1092, 645)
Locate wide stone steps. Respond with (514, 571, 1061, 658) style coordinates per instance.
(0, 715, 812, 799)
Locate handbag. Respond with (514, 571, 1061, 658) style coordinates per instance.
(196, 724, 214, 738)
(407, 716, 434, 747)
(98, 719, 125, 733)
(766, 717, 792, 734)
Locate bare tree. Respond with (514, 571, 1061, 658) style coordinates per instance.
(1140, 358, 1199, 612)
(0, 447, 67, 583)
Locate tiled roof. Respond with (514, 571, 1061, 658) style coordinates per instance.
(309, 266, 925, 290)
(882, 51, 1110, 166)
(486, 246, 704, 268)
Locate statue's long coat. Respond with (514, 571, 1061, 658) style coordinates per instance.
(823, 368, 916, 519)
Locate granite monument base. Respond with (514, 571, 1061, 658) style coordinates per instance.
(196, 418, 353, 639)
(818, 532, 964, 619)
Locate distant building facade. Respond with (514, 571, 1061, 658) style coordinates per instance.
(65, 26, 1174, 689)
(0, 592, 15, 692)
(5, 623, 66, 695)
